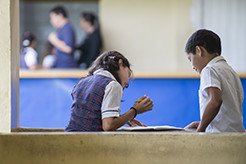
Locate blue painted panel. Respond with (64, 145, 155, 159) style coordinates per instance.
(121, 78, 200, 127)
(20, 79, 79, 128)
(20, 78, 246, 129)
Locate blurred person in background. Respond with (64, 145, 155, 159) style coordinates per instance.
(75, 12, 102, 69)
(48, 6, 77, 68)
(20, 31, 41, 69)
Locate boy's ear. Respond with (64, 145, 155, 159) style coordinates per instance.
(195, 46, 203, 57)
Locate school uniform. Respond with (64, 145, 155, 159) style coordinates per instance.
(20, 47, 38, 69)
(199, 56, 245, 132)
(65, 69, 122, 131)
(42, 54, 56, 68)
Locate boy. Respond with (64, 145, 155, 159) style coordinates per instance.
(185, 29, 244, 132)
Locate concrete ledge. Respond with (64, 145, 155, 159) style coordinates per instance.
(11, 128, 64, 132)
(0, 132, 246, 164)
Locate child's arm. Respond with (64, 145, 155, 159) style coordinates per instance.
(102, 96, 153, 131)
(48, 32, 72, 54)
(197, 87, 222, 132)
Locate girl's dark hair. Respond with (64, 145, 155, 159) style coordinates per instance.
(185, 29, 221, 55)
(81, 12, 98, 28)
(50, 6, 68, 18)
(88, 51, 131, 85)
(22, 31, 36, 48)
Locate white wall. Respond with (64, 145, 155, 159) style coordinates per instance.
(192, 0, 246, 73)
(100, 0, 246, 73)
(100, 0, 194, 73)
(0, 0, 19, 132)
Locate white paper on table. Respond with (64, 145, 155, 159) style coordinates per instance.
(117, 125, 186, 131)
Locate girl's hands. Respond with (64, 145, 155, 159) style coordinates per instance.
(128, 119, 146, 127)
(133, 96, 153, 114)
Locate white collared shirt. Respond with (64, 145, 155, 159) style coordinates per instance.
(24, 47, 38, 67)
(93, 69, 123, 119)
(199, 56, 245, 132)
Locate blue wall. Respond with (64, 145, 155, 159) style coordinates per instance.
(20, 78, 246, 129)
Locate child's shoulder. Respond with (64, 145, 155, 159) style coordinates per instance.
(201, 65, 220, 79)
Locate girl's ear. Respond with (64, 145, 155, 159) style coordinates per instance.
(118, 59, 123, 66)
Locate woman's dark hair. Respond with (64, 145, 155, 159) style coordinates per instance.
(81, 12, 98, 28)
(50, 6, 68, 18)
(22, 31, 36, 48)
(80, 11, 102, 49)
(88, 51, 131, 85)
(185, 29, 221, 55)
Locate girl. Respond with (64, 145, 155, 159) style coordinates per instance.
(65, 51, 153, 131)
(20, 31, 40, 69)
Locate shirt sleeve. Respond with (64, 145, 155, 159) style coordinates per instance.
(200, 66, 221, 91)
(101, 81, 123, 119)
(60, 25, 74, 48)
(25, 50, 38, 67)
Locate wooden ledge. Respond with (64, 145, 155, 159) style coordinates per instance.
(19, 69, 88, 78)
(19, 69, 246, 79)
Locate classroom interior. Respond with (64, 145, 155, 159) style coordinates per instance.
(1, 0, 246, 164)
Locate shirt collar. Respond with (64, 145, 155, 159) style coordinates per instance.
(93, 69, 116, 81)
(207, 56, 226, 67)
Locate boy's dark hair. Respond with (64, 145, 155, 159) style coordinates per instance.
(50, 6, 68, 18)
(88, 51, 131, 86)
(185, 29, 221, 55)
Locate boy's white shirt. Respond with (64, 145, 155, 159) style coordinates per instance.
(199, 56, 245, 132)
(24, 47, 38, 67)
(93, 69, 122, 119)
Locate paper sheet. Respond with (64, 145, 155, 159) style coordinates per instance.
(117, 125, 185, 131)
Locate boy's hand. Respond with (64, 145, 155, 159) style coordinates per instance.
(185, 121, 200, 129)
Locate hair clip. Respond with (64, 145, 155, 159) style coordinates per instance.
(22, 39, 30, 46)
(108, 56, 115, 60)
